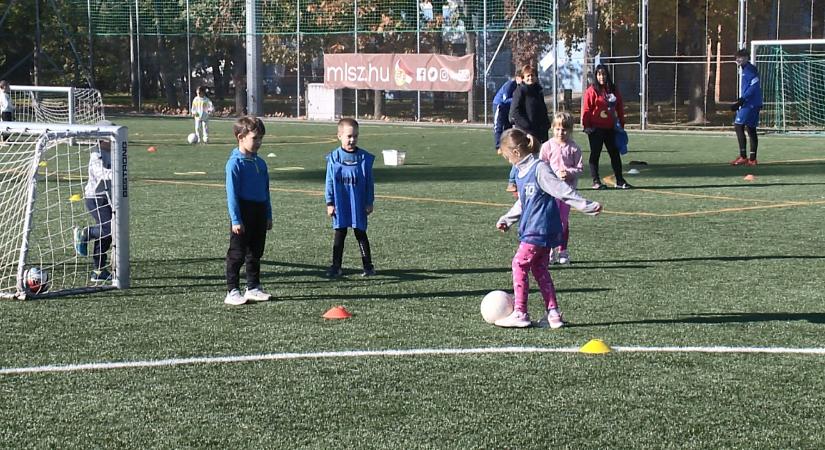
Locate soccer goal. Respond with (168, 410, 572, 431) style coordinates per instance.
(8, 85, 106, 125)
(751, 39, 825, 133)
(0, 122, 129, 299)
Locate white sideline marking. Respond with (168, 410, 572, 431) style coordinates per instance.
(3, 346, 825, 376)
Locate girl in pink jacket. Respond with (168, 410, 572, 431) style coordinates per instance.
(539, 112, 584, 265)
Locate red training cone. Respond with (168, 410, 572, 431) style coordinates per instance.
(323, 305, 352, 320)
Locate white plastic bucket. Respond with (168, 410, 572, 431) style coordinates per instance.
(381, 149, 406, 166)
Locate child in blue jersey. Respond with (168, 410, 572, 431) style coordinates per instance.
(495, 128, 602, 328)
(324, 118, 376, 278)
(730, 48, 763, 166)
(223, 116, 273, 305)
(492, 73, 522, 153)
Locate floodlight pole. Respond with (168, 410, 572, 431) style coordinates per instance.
(551, 0, 557, 117)
(640, 0, 647, 129)
(354, 0, 359, 119)
(246, 0, 263, 116)
(185, 0, 191, 108)
(134, 0, 141, 110)
(86, 0, 95, 88)
(416, 2, 421, 122)
(482, 0, 487, 125)
(296, 0, 301, 117)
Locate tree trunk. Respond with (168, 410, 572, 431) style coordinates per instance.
(583, 0, 596, 89)
(232, 43, 247, 115)
(156, 38, 178, 108)
(373, 90, 383, 119)
(683, 8, 706, 123)
(212, 54, 224, 101)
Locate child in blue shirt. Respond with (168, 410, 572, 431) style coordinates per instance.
(324, 118, 376, 278)
(224, 116, 272, 305)
(495, 128, 602, 328)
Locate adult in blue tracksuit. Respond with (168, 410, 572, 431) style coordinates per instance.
(224, 116, 273, 306)
(492, 74, 522, 151)
(730, 48, 763, 166)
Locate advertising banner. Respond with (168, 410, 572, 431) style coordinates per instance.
(324, 53, 474, 92)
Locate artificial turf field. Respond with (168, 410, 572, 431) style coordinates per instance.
(1, 116, 824, 448)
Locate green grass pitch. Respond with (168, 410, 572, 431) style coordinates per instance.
(1, 116, 824, 448)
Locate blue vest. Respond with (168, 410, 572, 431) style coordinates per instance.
(515, 160, 563, 248)
(325, 147, 375, 230)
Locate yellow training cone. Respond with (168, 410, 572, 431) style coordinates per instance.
(579, 339, 612, 354)
(68, 194, 82, 202)
(38, 161, 47, 167)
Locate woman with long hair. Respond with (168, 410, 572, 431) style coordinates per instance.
(581, 65, 631, 189)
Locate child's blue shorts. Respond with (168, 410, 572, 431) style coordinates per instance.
(734, 106, 760, 128)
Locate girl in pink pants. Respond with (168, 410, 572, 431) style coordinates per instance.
(495, 128, 602, 328)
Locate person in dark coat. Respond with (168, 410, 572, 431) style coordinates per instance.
(509, 65, 550, 144)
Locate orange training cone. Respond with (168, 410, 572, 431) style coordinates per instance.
(147, 146, 157, 153)
(743, 174, 755, 181)
(323, 305, 352, 320)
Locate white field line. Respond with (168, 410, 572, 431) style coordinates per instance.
(3, 346, 825, 376)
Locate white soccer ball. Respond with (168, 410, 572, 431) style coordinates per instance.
(187, 133, 199, 144)
(23, 267, 49, 295)
(480, 290, 514, 324)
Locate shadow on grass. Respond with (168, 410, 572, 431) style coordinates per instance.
(126, 258, 619, 299)
(572, 312, 825, 328)
(574, 255, 825, 264)
(137, 165, 515, 184)
(630, 160, 825, 179)
(635, 181, 825, 190)
(269, 286, 612, 303)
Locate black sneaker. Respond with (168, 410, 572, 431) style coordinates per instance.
(592, 180, 607, 190)
(361, 267, 376, 277)
(324, 266, 343, 278)
(615, 180, 633, 189)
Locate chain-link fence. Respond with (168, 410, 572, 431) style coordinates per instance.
(2, 0, 822, 129)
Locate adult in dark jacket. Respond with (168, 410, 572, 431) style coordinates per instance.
(509, 65, 550, 144)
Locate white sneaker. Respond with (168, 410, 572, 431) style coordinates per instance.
(494, 310, 531, 328)
(224, 289, 247, 305)
(540, 309, 566, 329)
(244, 286, 271, 302)
(203, 136, 209, 144)
(557, 250, 570, 265)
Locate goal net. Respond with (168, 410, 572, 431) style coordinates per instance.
(751, 39, 825, 133)
(8, 86, 106, 125)
(0, 123, 129, 299)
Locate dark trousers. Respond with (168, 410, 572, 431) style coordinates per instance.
(734, 124, 758, 159)
(587, 128, 625, 183)
(331, 228, 373, 270)
(225, 200, 268, 291)
(85, 196, 113, 270)
(1, 111, 11, 141)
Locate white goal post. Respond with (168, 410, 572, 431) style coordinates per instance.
(750, 39, 825, 133)
(0, 122, 129, 299)
(8, 85, 106, 125)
